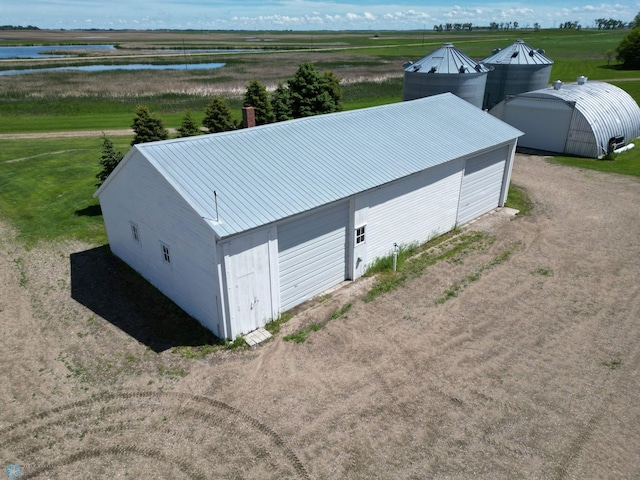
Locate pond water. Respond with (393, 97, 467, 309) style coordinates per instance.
(0, 44, 116, 59)
(0, 62, 226, 76)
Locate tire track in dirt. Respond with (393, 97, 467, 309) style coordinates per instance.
(0, 391, 310, 479)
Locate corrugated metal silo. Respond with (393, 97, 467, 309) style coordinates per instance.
(402, 43, 488, 108)
(482, 39, 553, 110)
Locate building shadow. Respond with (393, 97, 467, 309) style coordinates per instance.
(70, 246, 218, 352)
(75, 204, 102, 217)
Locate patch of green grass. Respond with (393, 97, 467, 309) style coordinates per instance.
(330, 302, 353, 319)
(364, 242, 419, 276)
(264, 313, 293, 335)
(157, 364, 188, 379)
(532, 267, 553, 276)
(602, 357, 622, 370)
(0, 136, 126, 245)
(434, 245, 517, 305)
(364, 230, 494, 303)
(13, 257, 27, 287)
(550, 146, 640, 177)
(363, 272, 408, 303)
(284, 302, 352, 343)
(505, 183, 533, 216)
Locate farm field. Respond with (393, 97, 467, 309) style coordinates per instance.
(1, 28, 640, 478)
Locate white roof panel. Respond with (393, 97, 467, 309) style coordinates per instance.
(117, 94, 522, 238)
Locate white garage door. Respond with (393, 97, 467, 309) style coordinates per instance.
(504, 97, 573, 153)
(278, 201, 349, 312)
(457, 147, 507, 225)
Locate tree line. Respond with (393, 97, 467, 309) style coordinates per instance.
(96, 62, 342, 186)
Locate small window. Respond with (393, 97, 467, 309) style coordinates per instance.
(356, 225, 366, 245)
(130, 223, 140, 243)
(161, 244, 171, 264)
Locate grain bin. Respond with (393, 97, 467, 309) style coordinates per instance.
(402, 43, 488, 108)
(482, 39, 553, 110)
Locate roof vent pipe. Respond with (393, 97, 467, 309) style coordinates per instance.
(552, 80, 563, 90)
(577, 76, 587, 85)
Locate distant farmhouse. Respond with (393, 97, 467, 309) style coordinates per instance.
(95, 94, 522, 340)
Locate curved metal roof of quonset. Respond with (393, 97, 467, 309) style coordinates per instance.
(134, 94, 522, 238)
(515, 81, 640, 153)
(404, 43, 489, 74)
(482, 39, 554, 65)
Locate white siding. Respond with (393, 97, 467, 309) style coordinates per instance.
(363, 159, 465, 266)
(99, 153, 222, 337)
(278, 202, 349, 311)
(457, 146, 508, 225)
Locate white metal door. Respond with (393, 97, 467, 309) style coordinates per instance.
(504, 97, 573, 153)
(278, 201, 349, 311)
(457, 147, 507, 225)
(223, 229, 274, 336)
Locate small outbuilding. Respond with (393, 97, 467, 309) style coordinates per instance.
(402, 43, 489, 108)
(490, 79, 640, 158)
(95, 94, 522, 340)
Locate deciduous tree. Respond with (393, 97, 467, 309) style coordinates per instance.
(617, 27, 640, 69)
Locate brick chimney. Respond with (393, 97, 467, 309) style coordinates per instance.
(242, 105, 256, 128)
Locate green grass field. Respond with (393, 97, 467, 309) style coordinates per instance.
(0, 137, 131, 245)
(0, 28, 639, 245)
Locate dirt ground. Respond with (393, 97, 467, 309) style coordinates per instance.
(1, 154, 640, 479)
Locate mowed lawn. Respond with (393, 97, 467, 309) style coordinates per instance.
(0, 136, 130, 246)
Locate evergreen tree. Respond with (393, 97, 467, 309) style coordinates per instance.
(617, 27, 640, 69)
(203, 97, 235, 133)
(96, 134, 124, 187)
(287, 62, 341, 119)
(321, 71, 343, 112)
(177, 111, 201, 138)
(243, 80, 275, 125)
(130, 105, 168, 145)
(271, 82, 293, 122)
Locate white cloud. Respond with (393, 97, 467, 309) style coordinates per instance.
(5, 0, 638, 30)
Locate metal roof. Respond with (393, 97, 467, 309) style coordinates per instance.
(512, 80, 640, 157)
(483, 40, 553, 66)
(404, 43, 489, 74)
(98, 94, 522, 239)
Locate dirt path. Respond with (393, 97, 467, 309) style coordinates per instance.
(1, 155, 640, 478)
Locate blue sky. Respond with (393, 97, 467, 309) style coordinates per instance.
(3, 0, 638, 30)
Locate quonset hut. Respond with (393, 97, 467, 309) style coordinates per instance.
(490, 78, 640, 158)
(482, 39, 554, 110)
(402, 43, 489, 108)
